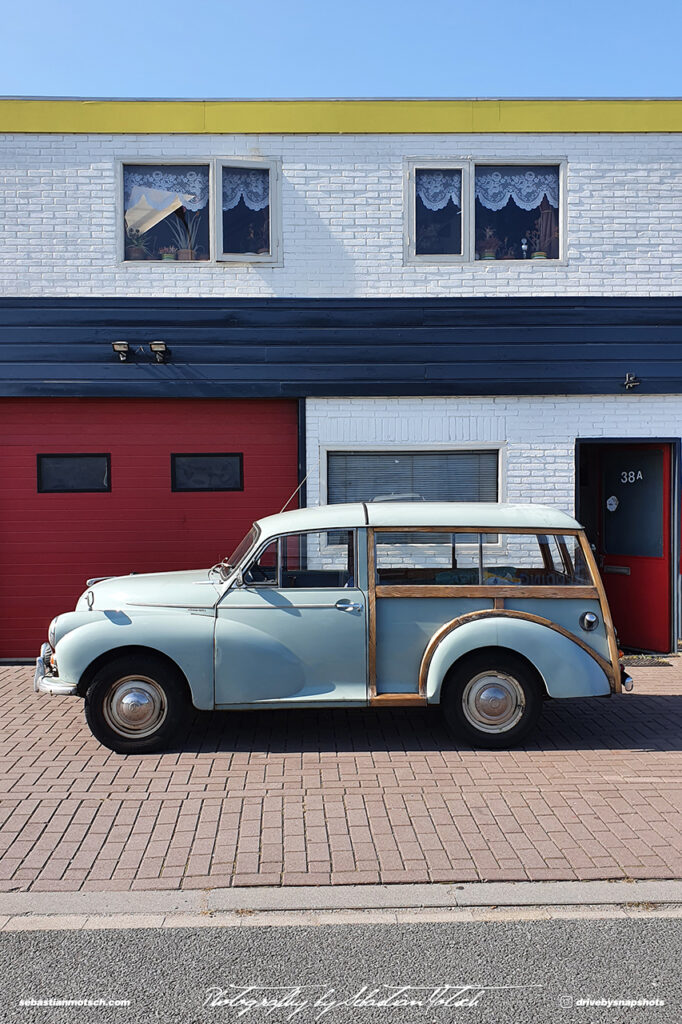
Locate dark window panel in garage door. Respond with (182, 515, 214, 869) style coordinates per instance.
(37, 454, 111, 493)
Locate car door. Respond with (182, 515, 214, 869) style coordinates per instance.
(214, 528, 368, 705)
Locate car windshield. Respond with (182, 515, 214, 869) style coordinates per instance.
(226, 526, 259, 569)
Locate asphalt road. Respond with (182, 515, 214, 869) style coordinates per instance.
(1, 918, 679, 1024)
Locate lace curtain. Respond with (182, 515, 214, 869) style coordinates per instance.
(415, 169, 462, 210)
(475, 167, 559, 211)
(123, 167, 209, 212)
(222, 167, 270, 211)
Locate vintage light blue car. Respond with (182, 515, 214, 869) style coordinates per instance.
(34, 502, 632, 753)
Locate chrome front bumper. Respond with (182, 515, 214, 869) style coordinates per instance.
(33, 643, 77, 696)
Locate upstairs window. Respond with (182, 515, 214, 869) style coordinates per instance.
(408, 161, 562, 263)
(217, 160, 280, 263)
(414, 168, 463, 258)
(123, 164, 210, 262)
(474, 165, 561, 260)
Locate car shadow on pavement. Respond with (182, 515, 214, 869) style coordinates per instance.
(171, 693, 682, 755)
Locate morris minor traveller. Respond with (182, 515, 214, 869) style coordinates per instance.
(34, 502, 632, 752)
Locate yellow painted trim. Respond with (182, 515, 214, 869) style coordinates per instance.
(1, 98, 682, 134)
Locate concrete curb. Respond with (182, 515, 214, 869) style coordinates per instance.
(2, 879, 682, 923)
(5, 905, 682, 932)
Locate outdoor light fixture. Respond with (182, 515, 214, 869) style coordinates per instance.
(149, 341, 170, 364)
(112, 341, 130, 362)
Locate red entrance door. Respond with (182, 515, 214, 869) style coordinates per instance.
(0, 398, 299, 659)
(594, 443, 673, 653)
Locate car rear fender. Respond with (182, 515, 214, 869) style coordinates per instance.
(424, 615, 611, 702)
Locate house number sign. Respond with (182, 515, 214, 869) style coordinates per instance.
(620, 470, 643, 483)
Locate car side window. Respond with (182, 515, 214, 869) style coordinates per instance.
(242, 538, 278, 585)
(482, 533, 592, 586)
(243, 531, 355, 589)
(375, 531, 480, 586)
(281, 530, 354, 589)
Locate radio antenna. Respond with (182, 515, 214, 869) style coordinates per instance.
(279, 473, 309, 514)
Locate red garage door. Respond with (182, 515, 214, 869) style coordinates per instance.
(0, 398, 299, 659)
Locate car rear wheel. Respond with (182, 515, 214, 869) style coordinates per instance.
(441, 652, 542, 749)
(84, 654, 190, 754)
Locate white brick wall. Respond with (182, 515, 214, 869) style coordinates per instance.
(1, 132, 681, 296)
(306, 395, 682, 513)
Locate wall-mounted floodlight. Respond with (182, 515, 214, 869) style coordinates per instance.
(112, 341, 130, 362)
(149, 341, 170, 364)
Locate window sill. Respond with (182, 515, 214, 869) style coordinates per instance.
(217, 254, 281, 266)
(405, 255, 568, 267)
(122, 258, 283, 268)
(405, 253, 467, 266)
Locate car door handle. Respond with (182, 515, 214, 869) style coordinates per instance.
(335, 599, 363, 612)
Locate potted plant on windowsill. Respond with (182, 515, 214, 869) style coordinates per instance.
(527, 228, 547, 259)
(477, 226, 501, 260)
(125, 227, 153, 261)
(158, 246, 177, 261)
(166, 210, 203, 261)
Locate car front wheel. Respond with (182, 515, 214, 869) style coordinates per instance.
(441, 652, 542, 749)
(84, 654, 190, 754)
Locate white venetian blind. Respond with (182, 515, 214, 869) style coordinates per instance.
(327, 451, 498, 504)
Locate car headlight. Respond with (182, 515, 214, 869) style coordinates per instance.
(48, 617, 58, 647)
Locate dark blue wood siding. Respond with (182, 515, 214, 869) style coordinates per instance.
(1, 297, 681, 398)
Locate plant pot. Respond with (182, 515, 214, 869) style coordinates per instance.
(160, 254, 176, 261)
(481, 251, 497, 260)
(125, 246, 147, 261)
(177, 249, 195, 261)
(531, 251, 547, 259)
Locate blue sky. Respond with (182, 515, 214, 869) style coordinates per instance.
(3, 0, 681, 99)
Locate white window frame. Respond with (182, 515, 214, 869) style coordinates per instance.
(404, 158, 567, 265)
(471, 158, 568, 265)
(216, 157, 282, 265)
(404, 159, 469, 265)
(117, 157, 215, 264)
(116, 157, 283, 266)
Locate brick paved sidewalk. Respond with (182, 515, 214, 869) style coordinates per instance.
(1, 663, 681, 892)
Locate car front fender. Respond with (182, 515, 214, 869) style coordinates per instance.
(54, 611, 215, 710)
(424, 615, 611, 702)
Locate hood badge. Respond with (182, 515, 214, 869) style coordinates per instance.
(86, 591, 95, 610)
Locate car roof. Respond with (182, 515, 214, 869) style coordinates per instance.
(256, 502, 582, 536)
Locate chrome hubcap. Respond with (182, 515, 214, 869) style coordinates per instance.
(462, 671, 525, 733)
(103, 676, 167, 739)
